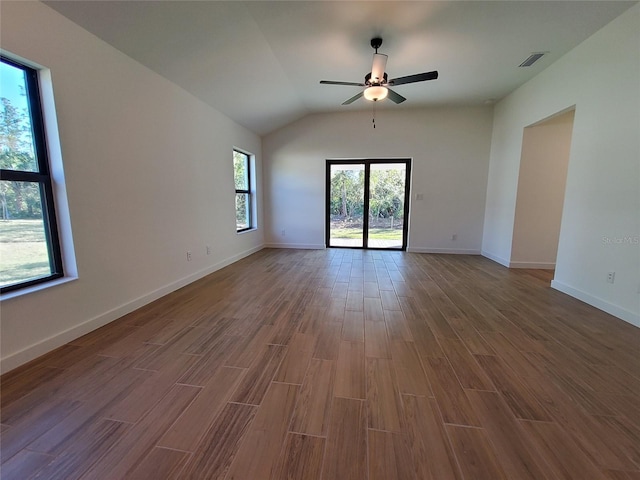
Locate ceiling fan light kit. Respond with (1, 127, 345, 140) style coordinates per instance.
(320, 37, 438, 106)
(364, 85, 388, 101)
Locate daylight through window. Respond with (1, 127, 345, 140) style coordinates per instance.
(0, 56, 63, 293)
(233, 149, 252, 232)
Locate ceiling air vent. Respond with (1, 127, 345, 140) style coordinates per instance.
(519, 52, 546, 67)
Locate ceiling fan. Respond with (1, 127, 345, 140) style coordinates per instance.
(320, 37, 438, 105)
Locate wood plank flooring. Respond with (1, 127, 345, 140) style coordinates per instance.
(2, 248, 640, 479)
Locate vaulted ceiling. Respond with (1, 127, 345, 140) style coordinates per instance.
(45, 1, 636, 135)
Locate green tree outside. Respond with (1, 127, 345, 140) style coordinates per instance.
(1, 96, 42, 220)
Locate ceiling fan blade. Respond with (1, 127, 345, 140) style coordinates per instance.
(320, 80, 365, 87)
(388, 71, 438, 86)
(386, 88, 406, 104)
(370, 53, 388, 84)
(342, 91, 364, 105)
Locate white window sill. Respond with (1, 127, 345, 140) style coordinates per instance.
(1, 275, 78, 302)
(237, 228, 258, 235)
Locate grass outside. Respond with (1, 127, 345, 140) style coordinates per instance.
(330, 227, 402, 241)
(0, 219, 50, 287)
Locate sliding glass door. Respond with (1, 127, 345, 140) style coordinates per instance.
(326, 159, 411, 250)
(327, 163, 365, 247)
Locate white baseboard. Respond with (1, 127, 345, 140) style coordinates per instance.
(408, 247, 481, 255)
(481, 250, 510, 267)
(0, 244, 265, 374)
(509, 261, 556, 269)
(482, 251, 555, 270)
(551, 280, 639, 328)
(265, 243, 325, 250)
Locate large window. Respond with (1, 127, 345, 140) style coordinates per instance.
(233, 149, 252, 232)
(0, 56, 63, 293)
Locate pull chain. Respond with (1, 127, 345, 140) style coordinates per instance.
(372, 99, 377, 129)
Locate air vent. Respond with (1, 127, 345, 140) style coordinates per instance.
(519, 52, 546, 67)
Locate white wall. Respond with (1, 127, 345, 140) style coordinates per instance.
(263, 107, 493, 253)
(511, 109, 574, 268)
(0, 1, 264, 373)
(483, 4, 639, 326)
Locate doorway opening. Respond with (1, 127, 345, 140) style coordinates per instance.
(511, 108, 575, 271)
(326, 159, 411, 250)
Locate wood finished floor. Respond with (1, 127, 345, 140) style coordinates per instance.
(2, 248, 640, 480)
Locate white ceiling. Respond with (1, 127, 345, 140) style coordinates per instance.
(45, 1, 636, 135)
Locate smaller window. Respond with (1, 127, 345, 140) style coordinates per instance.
(0, 56, 64, 293)
(233, 149, 252, 232)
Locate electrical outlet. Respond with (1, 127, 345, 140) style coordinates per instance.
(206, 245, 211, 255)
(281, 229, 286, 237)
(451, 233, 457, 241)
(416, 193, 424, 201)
(186, 251, 192, 262)
(606, 271, 615, 284)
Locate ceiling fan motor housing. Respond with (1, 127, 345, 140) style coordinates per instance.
(365, 72, 388, 86)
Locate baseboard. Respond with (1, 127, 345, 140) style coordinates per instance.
(264, 243, 325, 250)
(551, 280, 640, 328)
(481, 250, 510, 267)
(482, 251, 555, 270)
(408, 247, 481, 255)
(0, 244, 265, 374)
(509, 261, 556, 269)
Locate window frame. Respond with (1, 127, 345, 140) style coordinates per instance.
(0, 55, 64, 293)
(233, 149, 253, 233)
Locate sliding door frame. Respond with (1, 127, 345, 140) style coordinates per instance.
(325, 158, 411, 251)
